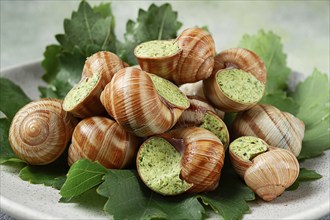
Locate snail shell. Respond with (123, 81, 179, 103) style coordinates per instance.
(63, 51, 127, 118)
(232, 104, 305, 157)
(134, 27, 215, 85)
(161, 127, 225, 193)
(100, 67, 190, 137)
(82, 51, 128, 87)
(68, 116, 139, 169)
(174, 27, 215, 85)
(9, 98, 78, 165)
(229, 142, 299, 201)
(203, 48, 267, 112)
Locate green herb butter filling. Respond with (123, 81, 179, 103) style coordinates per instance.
(137, 137, 192, 195)
(149, 74, 190, 108)
(63, 73, 100, 110)
(135, 40, 180, 57)
(229, 136, 268, 162)
(200, 112, 228, 148)
(216, 69, 265, 104)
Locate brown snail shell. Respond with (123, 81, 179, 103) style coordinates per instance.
(229, 142, 299, 201)
(9, 98, 78, 165)
(82, 51, 128, 87)
(134, 27, 215, 85)
(100, 67, 189, 137)
(232, 104, 305, 157)
(68, 116, 139, 169)
(203, 48, 267, 112)
(63, 51, 127, 118)
(161, 127, 225, 193)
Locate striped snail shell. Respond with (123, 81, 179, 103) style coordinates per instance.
(232, 104, 305, 157)
(68, 116, 140, 169)
(136, 127, 225, 195)
(134, 27, 215, 85)
(229, 136, 299, 201)
(174, 27, 215, 85)
(63, 51, 127, 118)
(100, 67, 190, 137)
(9, 98, 78, 165)
(203, 48, 267, 112)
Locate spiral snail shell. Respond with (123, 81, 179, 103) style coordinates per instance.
(136, 127, 225, 195)
(9, 98, 78, 165)
(68, 116, 140, 169)
(229, 136, 299, 201)
(203, 48, 267, 112)
(232, 104, 305, 157)
(134, 27, 215, 85)
(100, 67, 190, 137)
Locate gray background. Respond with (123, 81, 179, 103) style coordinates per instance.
(1, 0, 329, 219)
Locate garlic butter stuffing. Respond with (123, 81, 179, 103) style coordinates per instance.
(8, 27, 305, 201)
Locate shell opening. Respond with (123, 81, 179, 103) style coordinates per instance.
(229, 136, 268, 162)
(135, 40, 180, 58)
(216, 69, 265, 104)
(137, 136, 192, 195)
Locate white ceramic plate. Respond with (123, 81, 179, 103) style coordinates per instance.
(0, 61, 329, 220)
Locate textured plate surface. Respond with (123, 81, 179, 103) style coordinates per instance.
(0, 62, 329, 219)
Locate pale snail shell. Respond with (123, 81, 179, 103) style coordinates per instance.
(100, 67, 190, 137)
(9, 98, 78, 165)
(232, 104, 305, 157)
(63, 51, 127, 118)
(137, 127, 225, 195)
(135, 27, 215, 85)
(229, 139, 299, 202)
(203, 48, 267, 112)
(68, 116, 140, 169)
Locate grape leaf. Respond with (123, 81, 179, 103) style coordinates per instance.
(198, 162, 255, 220)
(117, 3, 182, 65)
(287, 168, 322, 191)
(97, 169, 205, 220)
(239, 30, 291, 94)
(40, 1, 115, 99)
(60, 159, 107, 198)
(289, 69, 330, 160)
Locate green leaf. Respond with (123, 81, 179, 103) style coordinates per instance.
(118, 3, 182, 65)
(63, 1, 116, 56)
(289, 69, 330, 160)
(19, 152, 69, 190)
(40, 1, 116, 99)
(0, 118, 23, 164)
(97, 170, 205, 220)
(260, 91, 299, 115)
(39, 49, 85, 99)
(287, 168, 322, 191)
(60, 159, 107, 198)
(239, 30, 291, 94)
(198, 162, 255, 220)
(0, 77, 31, 120)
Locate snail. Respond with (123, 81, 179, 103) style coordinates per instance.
(203, 48, 267, 112)
(229, 136, 299, 201)
(8, 98, 78, 165)
(136, 127, 225, 195)
(134, 27, 215, 85)
(100, 67, 190, 137)
(175, 96, 229, 149)
(68, 116, 140, 169)
(179, 80, 205, 99)
(63, 51, 127, 118)
(232, 104, 305, 157)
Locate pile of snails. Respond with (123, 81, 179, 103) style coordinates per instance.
(8, 27, 305, 201)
